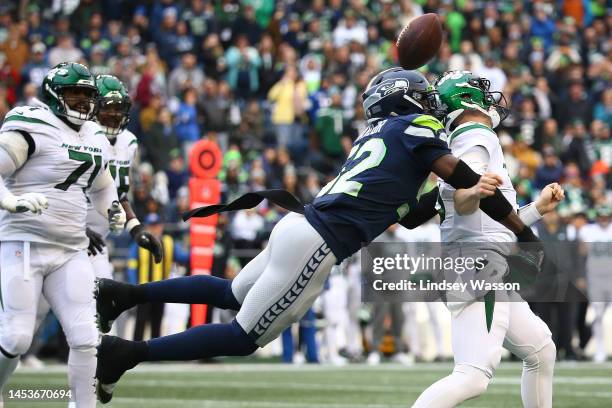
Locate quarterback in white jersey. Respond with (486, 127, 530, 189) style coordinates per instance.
(85, 75, 162, 284)
(413, 72, 564, 408)
(0, 63, 125, 408)
(578, 206, 612, 363)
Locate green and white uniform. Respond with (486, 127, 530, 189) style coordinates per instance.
(85, 129, 137, 280)
(439, 122, 517, 244)
(414, 71, 555, 408)
(86, 129, 137, 239)
(0, 105, 111, 250)
(0, 105, 115, 408)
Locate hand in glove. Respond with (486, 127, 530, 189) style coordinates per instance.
(130, 224, 163, 263)
(1, 193, 48, 214)
(86, 227, 106, 256)
(108, 201, 126, 234)
(514, 226, 545, 275)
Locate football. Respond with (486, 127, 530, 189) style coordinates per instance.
(396, 13, 443, 70)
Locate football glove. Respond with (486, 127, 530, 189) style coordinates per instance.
(514, 226, 545, 277)
(86, 227, 106, 256)
(108, 201, 126, 234)
(130, 224, 163, 263)
(0, 193, 48, 214)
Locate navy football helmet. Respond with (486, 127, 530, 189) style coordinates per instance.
(362, 68, 442, 119)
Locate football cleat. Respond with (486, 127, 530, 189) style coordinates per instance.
(94, 278, 136, 333)
(95, 335, 140, 403)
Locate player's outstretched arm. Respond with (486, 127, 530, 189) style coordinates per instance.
(515, 183, 565, 226)
(121, 199, 163, 264)
(431, 154, 537, 241)
(0, 131, 48, 214)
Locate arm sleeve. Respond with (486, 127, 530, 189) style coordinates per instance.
(517, 202, 542, 226)
(398, 187, 439, 229)
(0, 131, 31, 201)
(0, 148, 18, 202)
(89, 167, 119, 216)
(0, 130, 31, 167)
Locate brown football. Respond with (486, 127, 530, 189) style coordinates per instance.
(396, 13, 443, 70)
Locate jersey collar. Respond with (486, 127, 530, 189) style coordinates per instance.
(448, 121, 495, 145)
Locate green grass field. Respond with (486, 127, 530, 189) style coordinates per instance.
(6, 362, 612, 407)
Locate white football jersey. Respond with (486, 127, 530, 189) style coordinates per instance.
(86, 129, 138, 237)
(0, 105, 111, 250)
(578, 222, 612, 278)
(438, 122, 517, 243)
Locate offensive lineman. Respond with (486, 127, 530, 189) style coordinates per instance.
(86, 74, 162, 285)
(93, 68, 542, 403)
(0, 62, 125, 407)
(412, 71, 563, 407)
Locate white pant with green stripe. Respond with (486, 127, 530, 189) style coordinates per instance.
(0, 241, 98, 407)
(414, 295, 555, 408)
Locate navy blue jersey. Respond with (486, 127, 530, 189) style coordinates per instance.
(305, 114, 450, 261)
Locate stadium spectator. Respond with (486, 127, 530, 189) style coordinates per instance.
(268, 65, 307, 148)
(535, 147, 564, 189)
(0, 23, 29, 73)
(168, 52, 204, 99)
(48, 33, 83, 67)
(225, 34, 261, 100)
(20, 42, 49, 88)
(174, 87, 201, 147)
(143, 107, 178, 173)
(230, 208, 264, 267)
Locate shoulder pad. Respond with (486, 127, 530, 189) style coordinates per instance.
(2, 106, 60, 132)
(397, 114, 446, 140)
(448, 123, 497, 145)
(122, 130, 138, 147)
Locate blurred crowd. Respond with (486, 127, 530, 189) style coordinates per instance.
(0, 0, 611, 364)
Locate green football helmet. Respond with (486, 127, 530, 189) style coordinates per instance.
(41, 62, 98, 126)
(434, 71, 508, 132)
(95, 75, 131, 139)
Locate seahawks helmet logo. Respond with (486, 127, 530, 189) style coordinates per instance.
(376, 79, 409, 97)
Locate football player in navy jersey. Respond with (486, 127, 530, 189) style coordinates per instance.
(93, 68, 540, 403)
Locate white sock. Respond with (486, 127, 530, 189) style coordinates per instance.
(412, 364, 490, 408)
(0, 353, 19, 396)
(67, 348, 96, 408)
(521, 341, 556, 408)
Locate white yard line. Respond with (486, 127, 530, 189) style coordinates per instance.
(111, 397, 407, 408)
(16, 361, 612, 374)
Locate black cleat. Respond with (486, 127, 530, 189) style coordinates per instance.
(95, 335, 141, 404)
(94, 278, 136, 334)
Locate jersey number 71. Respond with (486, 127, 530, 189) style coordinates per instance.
(54, 149, 102, 191)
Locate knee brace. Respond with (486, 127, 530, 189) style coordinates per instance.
(453, 364, 491, 399)
(523, 341, 556, 373)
